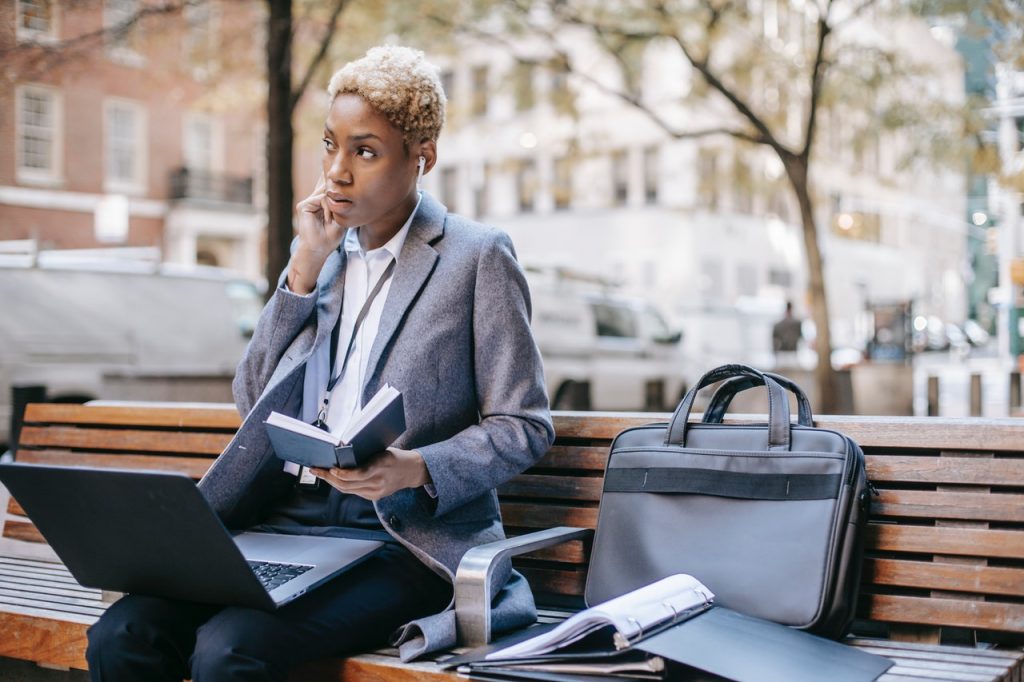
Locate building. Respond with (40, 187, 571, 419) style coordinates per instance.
(992, 62, 1024, 362)
(0, 0, 266, 281)
(421, 5, 969, 369)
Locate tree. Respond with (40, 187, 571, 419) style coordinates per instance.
(264, 0, 350, 294)
(435, 0, 994, 413)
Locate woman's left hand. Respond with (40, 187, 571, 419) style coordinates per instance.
(311, 448, 432, 501)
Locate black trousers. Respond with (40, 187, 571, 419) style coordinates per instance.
(85, 543, 451, 682)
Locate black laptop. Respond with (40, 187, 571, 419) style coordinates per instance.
(0, 463, 384, 610)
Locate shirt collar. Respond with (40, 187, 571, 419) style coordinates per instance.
(343, 192, 422, 261)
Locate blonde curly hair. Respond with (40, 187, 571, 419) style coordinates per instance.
(327, 46, 446, 146)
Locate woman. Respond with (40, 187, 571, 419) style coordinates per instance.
(86, 45, 553, 682)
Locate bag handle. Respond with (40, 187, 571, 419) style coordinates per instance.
(665, 364, 791, 451)
(702, 372, 814, 427)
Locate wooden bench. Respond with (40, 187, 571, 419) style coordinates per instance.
(1, 402, 1023, 681)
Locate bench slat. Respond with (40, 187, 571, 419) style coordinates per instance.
(869, 524, 1024, 560)
(867, 455, 1024, 486)
(18, 425, 231, 455)
(298, 653, 456, 681)
(865, 594, 1024, 632)
(882, 664, 1001, 682)
(7, 498, 25, 517)
(873, 490, 1024, 523)
(0, 576, 97, 599)
(517, 565, 586, 596)
(24, 403, 241, 429)
(500, 502, 598, 529)
(499, 474, 603, 501)
(551, 412, 1024, 452)
(512, 540, 587, 565)
(15, 449, 214, 479)
(0, 586, 107, 610)
(868, 558, 1024, 598)
(0, 611, 93, 669)
(2, 520, 44, 544)
(530, 446, 607, 471)
(847, 638, 1024, 663)
(852, 646, 1015, 673)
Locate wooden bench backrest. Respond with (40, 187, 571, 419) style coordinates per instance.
(5, 404, 1024, 641)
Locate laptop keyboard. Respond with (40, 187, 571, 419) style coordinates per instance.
(247, 560, 314, 591)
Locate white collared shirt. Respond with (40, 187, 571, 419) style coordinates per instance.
(323, 194, 421, 434)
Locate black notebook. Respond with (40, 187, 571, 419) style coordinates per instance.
(265, 384, 406, 468)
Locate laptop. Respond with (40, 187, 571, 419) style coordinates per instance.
(0, 463, 385, 610)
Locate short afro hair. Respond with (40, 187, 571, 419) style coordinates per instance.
(327, 46, 446, 146)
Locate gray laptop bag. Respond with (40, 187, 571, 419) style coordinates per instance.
(585, 364, 870, 639)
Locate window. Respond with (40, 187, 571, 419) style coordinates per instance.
(699, 259, 723, 299)
(553, 156, 572, 211)
(732, 156, 753, 214)
(643, 146, 659, 204)
(105, 100, 147, 193)
(592, 302, 637, 339)
(547, 56, 571, 113)
(105, 0, 143, 64)
(611, 150, 629, 206)
(516, 159, 538, 213)
(514, 60, 536, 112)
(737, 264, 758, 297)
(474, 163, 490, 218)
(697, 148, 719, 210)
(768, 268, 793, 287)
(17, 0, 56, 42)
(471, 65, 488, 117)
(440, 69, 455, 101)
(184, 115, 215, 171)
(440, 166, 458, 214)
(16, 85, 62, 184)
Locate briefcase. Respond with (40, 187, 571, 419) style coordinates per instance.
(585, 364, 870, 639)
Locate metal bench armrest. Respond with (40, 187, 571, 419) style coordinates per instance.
(454, 526, 592, 647)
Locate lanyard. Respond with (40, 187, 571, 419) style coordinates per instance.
(314, 257, 396, 429)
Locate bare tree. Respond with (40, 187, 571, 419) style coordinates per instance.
(264, 0, 350, 294)
(437, 0, 991, 413)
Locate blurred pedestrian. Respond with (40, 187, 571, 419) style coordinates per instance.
(772, 301, 803, 365)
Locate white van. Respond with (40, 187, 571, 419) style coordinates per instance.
(0, 255, 262, 448)
(526, 268, 686, 411)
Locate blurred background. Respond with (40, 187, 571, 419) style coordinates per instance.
(1, 0, 1023, 451)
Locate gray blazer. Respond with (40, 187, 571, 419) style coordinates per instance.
(198, 192, 554, 660)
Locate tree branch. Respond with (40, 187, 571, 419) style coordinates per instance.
(1, 0, 198, 79)
(651, 0, 791, 157)
(832, 0, 881, 30)
(801, 0, 834, 161)
(428, 9, 766, 148)
(290, 0, 350, 112)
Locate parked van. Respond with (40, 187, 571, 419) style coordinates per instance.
(0, 254, 262, 448)
(525, 267, 686, 411)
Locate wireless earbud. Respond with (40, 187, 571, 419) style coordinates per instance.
(416, 156, 426, 187)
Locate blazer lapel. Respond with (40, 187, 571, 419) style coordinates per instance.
(362, 195, 446, 401)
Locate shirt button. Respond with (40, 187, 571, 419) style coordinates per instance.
(388, 514, 402, 531)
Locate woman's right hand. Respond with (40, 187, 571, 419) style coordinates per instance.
(288, 174, 346, 295)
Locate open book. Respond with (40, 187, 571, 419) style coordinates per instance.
(486, 574, 714, 661)
(265, 384, 405, 469)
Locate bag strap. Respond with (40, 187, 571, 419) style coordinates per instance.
(665, 364, 791, 451)
(702, 372, 814, 426)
